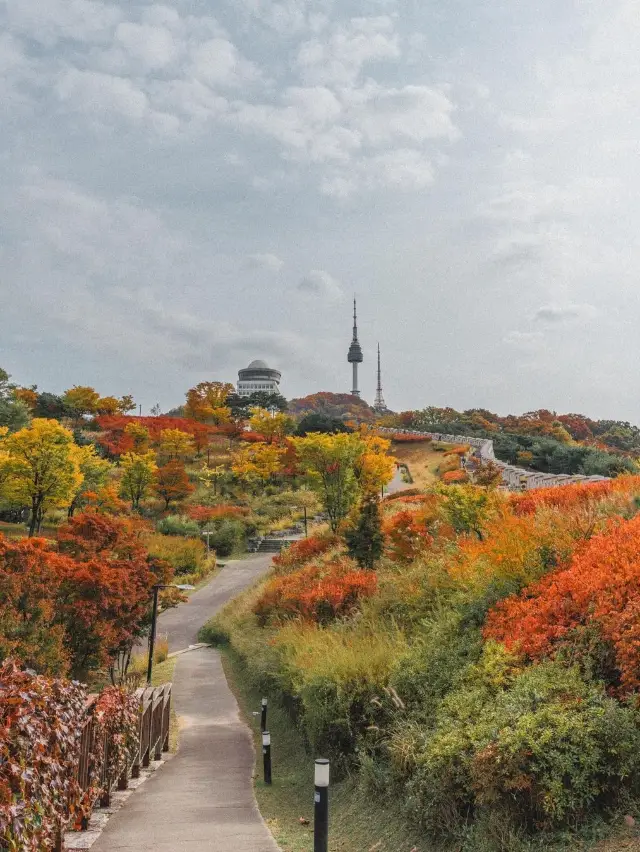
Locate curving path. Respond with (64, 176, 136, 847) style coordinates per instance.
(91, 554, 279, 852)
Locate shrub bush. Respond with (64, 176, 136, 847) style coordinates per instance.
(274, 623, 406, 772)
(397, 658, 640, 836)
(254, 557, 376, 626)
(204, 518, 246, 556)
(156, 515, 200, 537)
(484, 512, 640, 693)
(146, 533, 208, 577)
(272, 533, 339, 573)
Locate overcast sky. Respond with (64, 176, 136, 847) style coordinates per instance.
(2, 0, 640, 419)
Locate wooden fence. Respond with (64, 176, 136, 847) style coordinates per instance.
(55, 683, 172, 851)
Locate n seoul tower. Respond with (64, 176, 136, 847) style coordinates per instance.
(347, 298, 363, 397)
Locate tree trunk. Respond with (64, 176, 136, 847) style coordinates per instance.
(28, 497, 39, 537)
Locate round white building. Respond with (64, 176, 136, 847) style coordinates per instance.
(237, 359, 282, 397)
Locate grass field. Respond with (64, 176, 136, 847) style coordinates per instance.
(221, 646, 425, 852)
(391, 441, 458, 489)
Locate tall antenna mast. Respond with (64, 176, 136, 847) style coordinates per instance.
(374, 343, 386, 411)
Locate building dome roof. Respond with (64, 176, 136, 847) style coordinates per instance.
(247, 359, 269, 369)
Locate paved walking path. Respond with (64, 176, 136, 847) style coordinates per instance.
(92, 555, 279, 852)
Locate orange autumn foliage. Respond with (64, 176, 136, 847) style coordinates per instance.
(186, 504, 249, 524)
(384, 510, 433, 563)
(484, 513, 640, 693)
(272, 533, 339, 572)
(441, 469, 469, 484)
(510, 476, 640, 516)
(254, 557, 376, 625)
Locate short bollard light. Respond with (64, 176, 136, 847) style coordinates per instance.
(314, 758, 330, 852)
(262, 730, 272, 785)
(261, 697, 268, 732)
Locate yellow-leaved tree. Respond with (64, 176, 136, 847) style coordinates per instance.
(248, 408, 294, 444)
(159, 428, 196, 461)
(68, 445, 113, 517)
(355, 432, 396, 497)
(293, 431, 395, 531)
(0, 419, 84, 535)
(119, 451, 157, 510)
(231, 443, 283, 488)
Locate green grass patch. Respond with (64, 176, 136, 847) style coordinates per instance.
(221, 645, 425, 852)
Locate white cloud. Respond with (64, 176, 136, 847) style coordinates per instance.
(246, 253, 285, 272)
(5, 0, 122, 46)
(56, 68, 150, 122)
(534, 303, 597, 324)
(296, 16, 400, 86)
(114, 21, 180, 72)
(322, 149, 434, 197)
(298, 269, 343, 301)
(190, 38, 261, 88)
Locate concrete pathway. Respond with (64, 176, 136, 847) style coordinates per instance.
(91, 555, 279, 852)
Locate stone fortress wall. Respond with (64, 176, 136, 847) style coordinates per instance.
(378, 429, 609, 491)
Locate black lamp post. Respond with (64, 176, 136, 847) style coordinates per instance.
(146, 583, 195, 684)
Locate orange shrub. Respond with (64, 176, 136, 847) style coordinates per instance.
(389, 433, 433, 443)
(186, 504, 249, 524)
(442, 469, 469, 484)
(510, 477, 640, 517)
(446, 445, 470, 456)
(484, 513, 640, 693)
(273, 534, 339, 573)
(254, 557, 376, 625)
(384, 510, 433, 563)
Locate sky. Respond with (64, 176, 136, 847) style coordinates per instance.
(2, 0, 640, 420)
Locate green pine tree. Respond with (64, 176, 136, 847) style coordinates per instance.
(345, 497, 384, 570)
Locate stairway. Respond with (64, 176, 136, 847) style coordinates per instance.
(256, 537, 298, 553)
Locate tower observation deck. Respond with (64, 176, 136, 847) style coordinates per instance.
(347, 298, 363, 397)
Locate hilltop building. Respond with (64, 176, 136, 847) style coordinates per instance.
(347, 299, 363, 397)
(237, 359, 282, 397)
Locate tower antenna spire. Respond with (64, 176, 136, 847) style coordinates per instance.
(374, 343, 386, 411)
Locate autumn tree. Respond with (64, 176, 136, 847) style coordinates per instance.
(158, 428, 196, 461)
(0, 368, 30, 432)
(248, 407, 294, 444)
(154, 460, 194, 509)
(124, 422, 150, 453)
(354, 432, 396, 496)
(56, 513, 155, 679)
(231, 443, 283, 487)
(184, 381, 234, 424)
(293, 433, 364, 532)
(0, 419, 84, 535)
(0, 534, 69, 673)
(63, 385, 101, 420)
(67, 446, 112, 517)
(119, 452, 157, 510)
(345, 496, 384, 569)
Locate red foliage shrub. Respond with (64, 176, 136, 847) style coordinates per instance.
(484, 513, 640, 693)
(510, 477, 640, 516)
(186, 504, 249, 524)
(272, 534, 339, 572)
(238, 430, 266, 442)
(254, 558, 376, 625)
(0, 514, 155, 680)
(445, 445, 470, 456)
(383, 487, 424, 501)
(389, 433, 433, 443)
(383, 510, 433, 562)
(442, 470, 469, 484)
